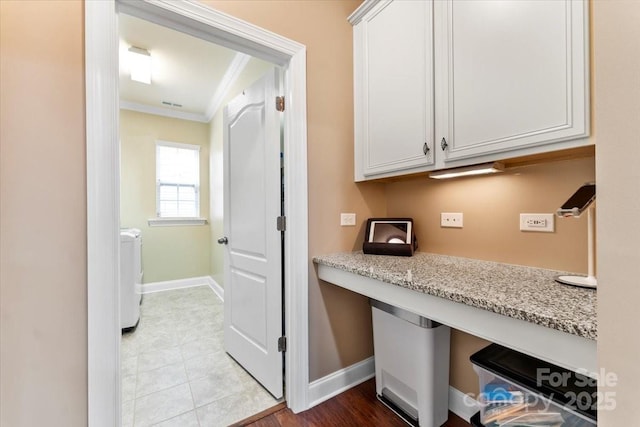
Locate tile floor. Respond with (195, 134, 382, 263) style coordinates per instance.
(121, 285, 279, 426)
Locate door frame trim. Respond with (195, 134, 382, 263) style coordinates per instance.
(85, 1, 309, 425)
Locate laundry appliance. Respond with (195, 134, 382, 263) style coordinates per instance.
(120, 228, 142, 331)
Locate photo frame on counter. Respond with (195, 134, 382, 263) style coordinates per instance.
(363, 218, 417, 257)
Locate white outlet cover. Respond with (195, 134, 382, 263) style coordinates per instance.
(520, 213, 554, 232)
(340, 213, 356, 226)
(441, 212, 463, 228)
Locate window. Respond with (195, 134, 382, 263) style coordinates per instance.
(155, 141, 200, 218)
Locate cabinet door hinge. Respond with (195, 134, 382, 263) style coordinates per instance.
(276, 216, 286, 231)
(278, 336, 287, 352)
(276, 96, 285, 112)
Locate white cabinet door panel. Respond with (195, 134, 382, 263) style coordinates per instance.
(354, 0, 434, 180)
(440, 0, 589, 162)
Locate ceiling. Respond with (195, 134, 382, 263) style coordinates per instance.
(118, 14, 271, 123)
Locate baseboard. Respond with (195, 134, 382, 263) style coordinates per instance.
(206, 276, 224, 301)
(448, 385, 480, 422)
(210, 273, 224, 288)
(306, 356, 480, 422)
(140, 276, 212, 294)
(308, 356, 375, 408)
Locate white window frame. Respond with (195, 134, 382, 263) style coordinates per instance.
(149, 140, 207, 226)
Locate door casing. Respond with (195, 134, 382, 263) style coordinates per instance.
(85, 1, 309, 425)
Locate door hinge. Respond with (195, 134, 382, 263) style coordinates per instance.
(277, 216, 286, 231)
(276, 96, 285, 112)
(278, 336, 287, 352)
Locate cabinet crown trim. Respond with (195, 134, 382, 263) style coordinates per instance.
(348, 0, 385, 25)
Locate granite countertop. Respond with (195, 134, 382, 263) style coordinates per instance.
(313, 252, 597, 340)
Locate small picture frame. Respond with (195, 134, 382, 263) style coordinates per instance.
(363, 218, 417, 257)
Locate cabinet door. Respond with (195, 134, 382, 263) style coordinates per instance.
(438, 0, 589, 163)
(353, 0, 434, 181)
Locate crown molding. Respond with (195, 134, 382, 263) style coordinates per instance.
(120, 100, 209, 123)
(348, 0, 385, 25)
(205, 52, 250, 121)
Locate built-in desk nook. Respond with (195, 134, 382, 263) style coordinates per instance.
(313, 252, 597, 377)
(314, 252, 597, 425)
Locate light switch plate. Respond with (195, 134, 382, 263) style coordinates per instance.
(520, 213, 554, 232)
(441, 212, 463, 228)
(340, 213, 356, 226)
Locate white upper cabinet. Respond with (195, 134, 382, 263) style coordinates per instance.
(437, 0, 590, 164)
(351, 0, 590, 181)
(350, 0, 435, 182)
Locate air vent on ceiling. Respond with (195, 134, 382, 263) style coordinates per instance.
(161, 101, 183, 108)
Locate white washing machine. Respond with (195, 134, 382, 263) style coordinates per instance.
(120, 228, 143, 331)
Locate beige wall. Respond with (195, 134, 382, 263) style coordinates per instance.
(387, 158, 595, 272)
(386, 156, 596, 393)
(594, 1, 640, 423)
(120, 109, 211, 283)
(0, 1, 87, 426)
(208, 58, 272, 287)
(205, 0, 388, 380)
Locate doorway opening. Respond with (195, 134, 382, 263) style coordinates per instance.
(86, 1, 309, 425)
(118, 14, 282, 424)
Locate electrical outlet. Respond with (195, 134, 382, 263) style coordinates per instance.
(441, 212, 463, 228)
(520, 213, 554, 232)
(340, 213, 356, 226)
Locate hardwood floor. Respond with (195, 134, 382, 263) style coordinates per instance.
(233, 379, 471, 427)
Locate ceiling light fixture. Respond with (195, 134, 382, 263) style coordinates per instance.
(428, 162, 504, 180)
(128, 46, 151, 84)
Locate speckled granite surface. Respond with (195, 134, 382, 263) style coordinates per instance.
(313, 252, 597, 340)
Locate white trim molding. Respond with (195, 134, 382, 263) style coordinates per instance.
(449, 386, 480, 422)
(156, 139, 201, 151)
(348, 0, 386, 25)
(140, 276, 224, 300)
(140, 276, 211, 294)
(86, 1, 121, 426)
(205, 52, 251, 121)
(308, 357, 375, 408)
(306, 356, 480, 422)
(120, 99, 209, 123)
(147, 217, 207, 226)
(280, 41, 309, 415)
(87, 1, 309, 424)
(206, 276, 224, 301)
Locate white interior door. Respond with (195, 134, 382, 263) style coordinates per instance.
(222, 68, 283, 399)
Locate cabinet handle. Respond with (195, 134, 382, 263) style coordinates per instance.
(441, 137, 448, 151)
(423, 142, 430, 155)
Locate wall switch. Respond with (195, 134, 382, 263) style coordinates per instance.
(340, 213, 356, 226)
(441, 212, 463, 228)
(520, 213, 554, 232)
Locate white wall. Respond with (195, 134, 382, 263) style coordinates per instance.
(594, 1, 640, 423)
